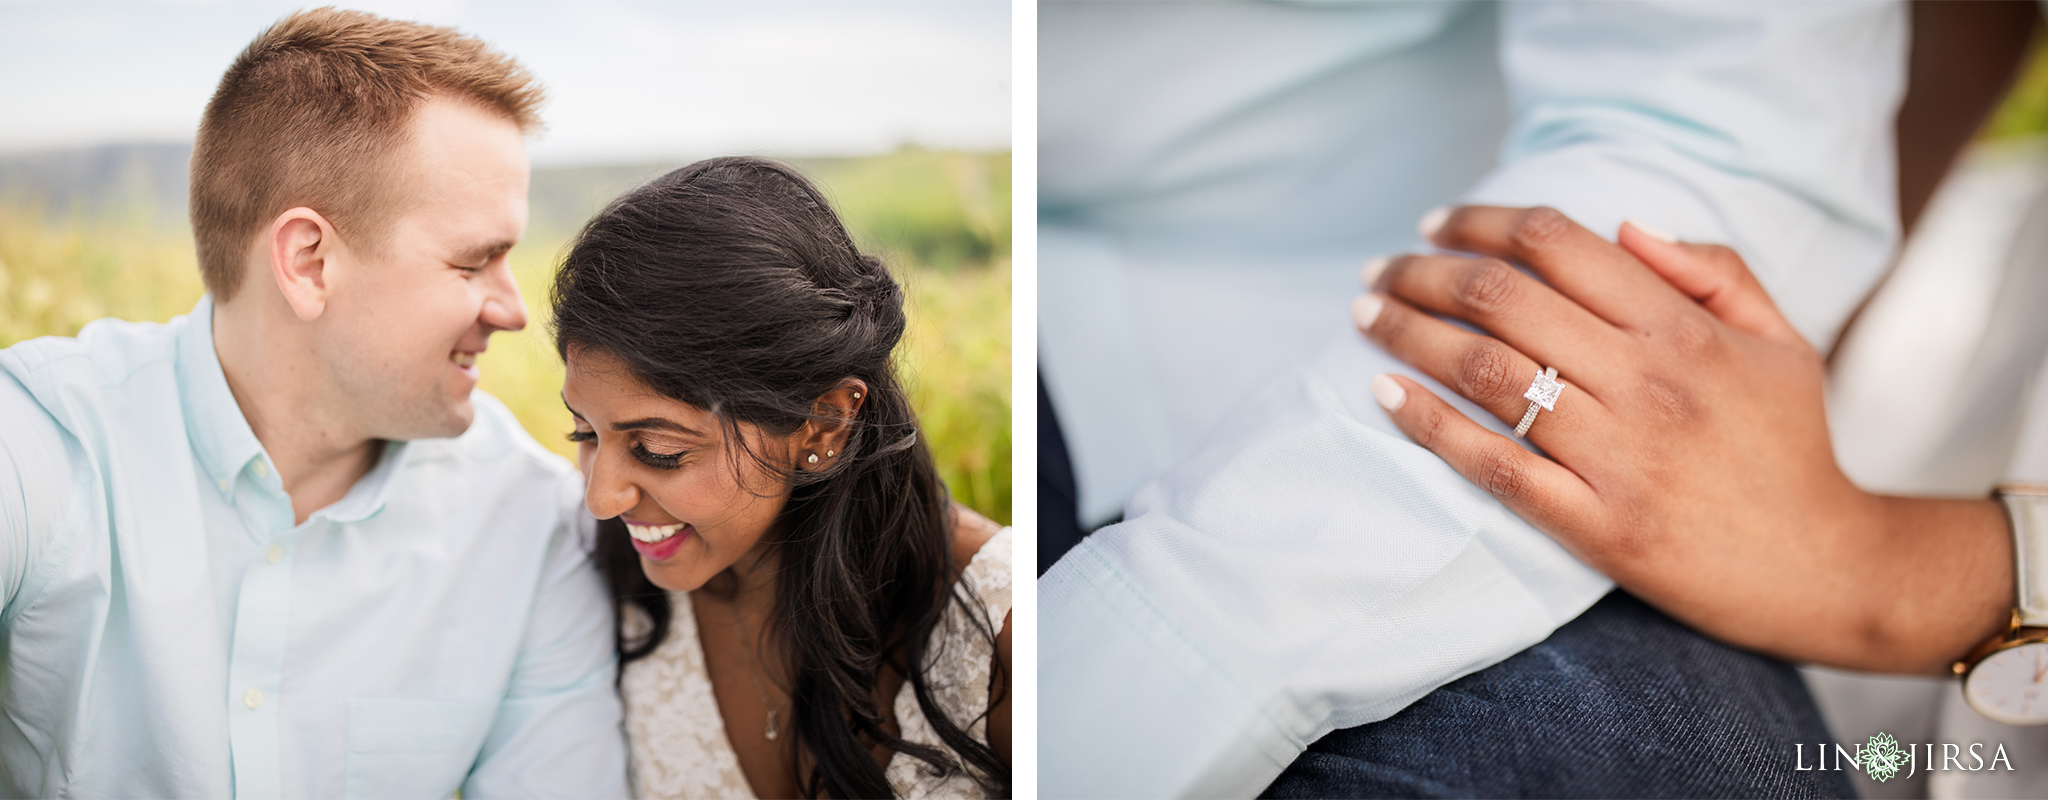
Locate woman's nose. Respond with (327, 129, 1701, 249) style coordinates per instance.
(583, 448, 638, 520)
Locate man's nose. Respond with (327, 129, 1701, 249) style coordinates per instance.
(481, 262, 529, 333)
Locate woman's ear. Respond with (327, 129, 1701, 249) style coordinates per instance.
(799, 378, 869, 469)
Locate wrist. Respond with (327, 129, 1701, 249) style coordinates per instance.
(1856, 494, 2012, 673)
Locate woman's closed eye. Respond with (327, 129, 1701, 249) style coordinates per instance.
(631, 441, 687, 469)
(564, 429, 688, 469)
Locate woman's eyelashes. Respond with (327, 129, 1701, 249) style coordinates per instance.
(631, 442, 686, 470)
(565, 428, 689, 470)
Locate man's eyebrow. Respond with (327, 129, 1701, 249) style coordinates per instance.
(613, 417, 704, 437)
(453, 238, 518, 265)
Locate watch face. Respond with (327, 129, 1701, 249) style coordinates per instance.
(1965, 642, 2048, 726)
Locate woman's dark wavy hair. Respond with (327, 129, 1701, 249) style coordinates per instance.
(551, 156, 1007, 798)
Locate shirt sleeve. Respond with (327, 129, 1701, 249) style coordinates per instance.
(1471, 0, 1906, 349)
(1040, 2, 1907, 797)
(0, 366, 72, 619)
(463, 472, 629, 799)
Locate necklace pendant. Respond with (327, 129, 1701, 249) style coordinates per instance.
(765, 709, 779, 741)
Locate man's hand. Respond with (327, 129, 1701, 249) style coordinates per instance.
(1353, 205, 2012, 673)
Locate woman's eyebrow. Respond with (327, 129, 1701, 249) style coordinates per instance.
(612, 417, 703, 437)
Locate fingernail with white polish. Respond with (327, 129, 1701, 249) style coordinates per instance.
(1371, 374, 1406, 412)
(1350, 293, 1384, 330)
(1360, 255, 1392, 287)
(1626, 219, 1676, 243)
(1417, 206, 1451, 241)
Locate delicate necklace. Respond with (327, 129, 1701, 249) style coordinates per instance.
(726, 601, 786, 741)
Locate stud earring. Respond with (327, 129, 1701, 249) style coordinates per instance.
(826, 450, 835, 457)
(806, 453, 819, 465)
(853, 392, 862, 400)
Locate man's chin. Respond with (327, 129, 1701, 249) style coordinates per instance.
(383, 399, 475, 442)
(431, 398, 478, 440)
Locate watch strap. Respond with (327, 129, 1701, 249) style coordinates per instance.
(1994, 484, 2048, 627)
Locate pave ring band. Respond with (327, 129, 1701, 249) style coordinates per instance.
(1514, 367, 1565, 438)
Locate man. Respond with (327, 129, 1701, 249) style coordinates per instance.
(0, 10, 626, 797)
(1039, 1, 1906, 796)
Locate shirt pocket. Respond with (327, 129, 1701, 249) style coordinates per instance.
(343, 698, 500, 799)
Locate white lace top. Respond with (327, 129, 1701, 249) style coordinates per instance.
(621, 528, 1012, 799)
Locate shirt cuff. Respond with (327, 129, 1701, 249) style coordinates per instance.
(1040, 539, 1302, 798)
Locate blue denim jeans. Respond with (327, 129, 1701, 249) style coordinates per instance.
(1262, 591, 1858, 799)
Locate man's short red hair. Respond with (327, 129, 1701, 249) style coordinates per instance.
(190, 7, 543, 301)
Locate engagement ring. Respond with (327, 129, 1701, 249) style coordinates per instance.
(1514, 367, 1564, 438)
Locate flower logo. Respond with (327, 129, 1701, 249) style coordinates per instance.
(1862, 732, 1906, 782)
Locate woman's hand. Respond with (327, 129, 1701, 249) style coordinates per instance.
(1355, 205, 2012, 673)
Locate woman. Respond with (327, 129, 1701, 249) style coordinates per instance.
(551, 157, 1012, 798)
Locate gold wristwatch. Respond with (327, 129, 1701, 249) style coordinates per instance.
(1953, 484, 2048, 725)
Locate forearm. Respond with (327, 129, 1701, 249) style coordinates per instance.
(1039, 334, 1615, 798)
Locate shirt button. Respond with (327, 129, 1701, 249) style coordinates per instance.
(217, 477, 232, 493)
(266, 545, 283, 564)
(243, 688, 262, 709)
(253, 459, 270, 478)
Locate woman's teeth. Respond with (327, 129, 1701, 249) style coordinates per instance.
(628, 523, 685, 542)
(452, 352, 478, 368)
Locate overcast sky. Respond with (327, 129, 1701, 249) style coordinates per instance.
(0, 0, 1009, 166)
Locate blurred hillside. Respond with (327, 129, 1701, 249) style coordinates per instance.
(0, 144, 1011, 266)
(529, 151, 1011, 269)
(0, 146, 1012, 523)
(0, 143, 191, 227)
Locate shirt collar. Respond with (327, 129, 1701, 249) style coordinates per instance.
(176, 296, 266, 498)
(175, 296, 409, 521)
(315, 438, 409, 525)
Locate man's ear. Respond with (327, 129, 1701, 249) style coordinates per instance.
(800, 378, 870, 469)
(267, 207, 339, 321)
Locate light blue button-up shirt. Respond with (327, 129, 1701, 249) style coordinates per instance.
(1040, 1, 1906, 796)
(0, 298, 627, 798)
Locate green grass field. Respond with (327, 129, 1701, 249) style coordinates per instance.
(0, 148, 1011, 524)
(1983, 26, 2048, 143)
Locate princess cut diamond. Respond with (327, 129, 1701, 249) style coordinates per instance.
(1524, 368, 1563, 411)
